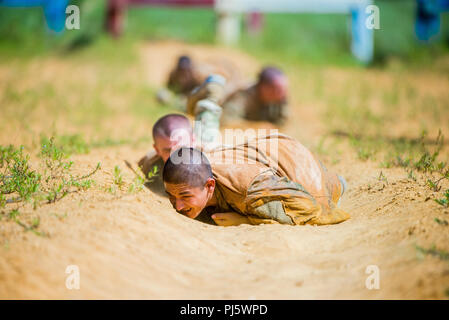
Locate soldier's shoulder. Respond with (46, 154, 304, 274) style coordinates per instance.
(138, 150, 164, 177)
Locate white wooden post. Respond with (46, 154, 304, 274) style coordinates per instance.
(214, 0, 374, 63)
(216, 10, 241, 45)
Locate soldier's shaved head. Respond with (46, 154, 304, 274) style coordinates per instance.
(177, 55, 192, 70)
(152, 113, 192, 140)
(152, 114, 194, 162)
(258, 66, 285, 85)
(257, 66, 288, 105)
(163, 147, 213, 188)
(168, 55, 199, 94)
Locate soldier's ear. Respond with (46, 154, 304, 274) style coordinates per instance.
(205, 178, 215, 193)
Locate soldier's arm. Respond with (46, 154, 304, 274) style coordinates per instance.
(211, 212, 251, 227)
(211, 212, 283, 226)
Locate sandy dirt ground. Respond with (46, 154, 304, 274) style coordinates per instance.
(0, 41, 448, 299)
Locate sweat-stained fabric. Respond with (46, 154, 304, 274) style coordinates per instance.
(222, 84, 289, 125)
(203, 133, 350, 226)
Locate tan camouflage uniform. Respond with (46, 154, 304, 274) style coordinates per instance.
(222, 85, 289, 125)
(203, 133, 349, 226)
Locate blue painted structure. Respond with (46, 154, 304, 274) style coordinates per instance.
(0, 0, 69, 33)
(415, 0, 449, 42)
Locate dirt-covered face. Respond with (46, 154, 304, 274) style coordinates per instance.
(154, 131, 194, 162)
(258, 76, 288, 105)
(164, 179, 215, 219)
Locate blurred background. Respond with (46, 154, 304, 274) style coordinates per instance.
(0, 0, 448, 160)
(1, 0, 448, 64)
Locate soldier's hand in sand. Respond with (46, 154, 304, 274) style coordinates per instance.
(211, 212, 251, 227)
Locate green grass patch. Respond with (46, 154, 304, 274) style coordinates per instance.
(1, 137, 100, 235)
(416, 245, 449, 261)
(435, 190, 449, 208)
(434, 217, 448, 226)
(40, 134, 90, 156)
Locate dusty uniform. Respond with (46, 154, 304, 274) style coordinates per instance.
(201, 133, 349, 226)
(222, 85, 289, 125)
